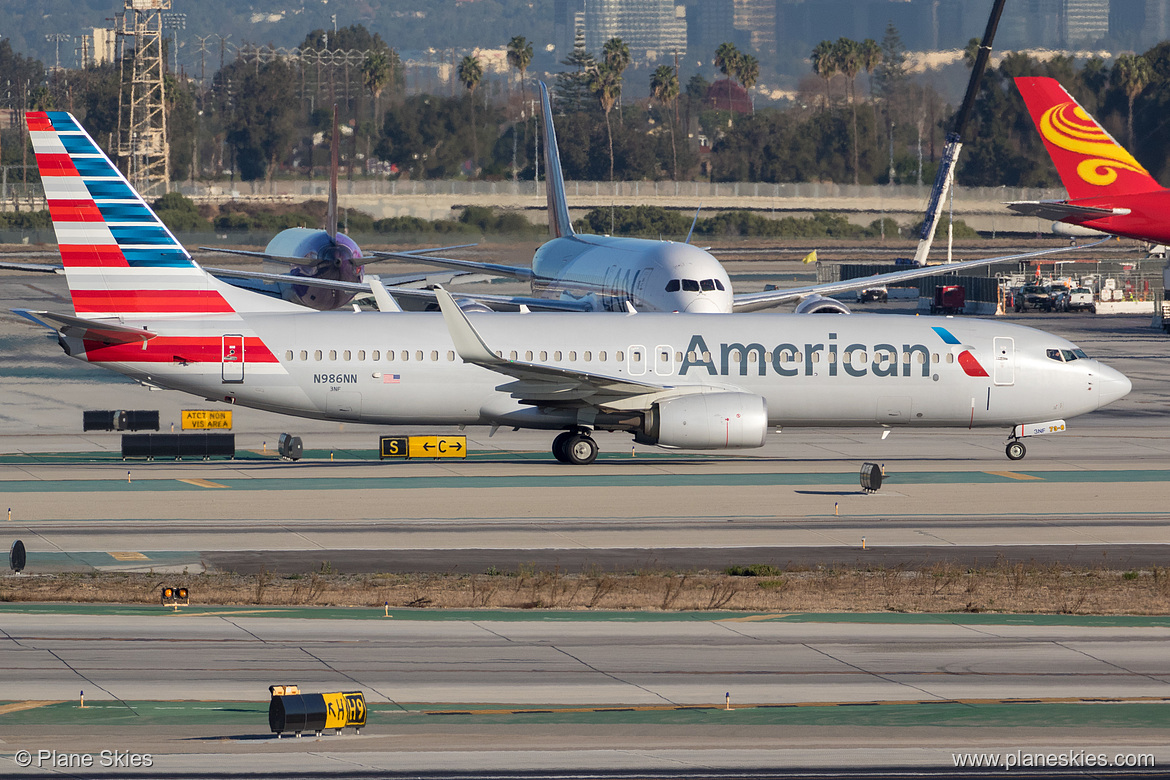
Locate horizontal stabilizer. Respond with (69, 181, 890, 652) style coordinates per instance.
(14, 309, 156, 344)
(369, 250, 535, 281)
(0, 261, 62, 274)
(1006, 200, 1129, 221)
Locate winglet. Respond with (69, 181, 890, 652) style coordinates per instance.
(433, 285, 503, 364)
(368, 278, 402, 313)
(538, 82, 574, 239)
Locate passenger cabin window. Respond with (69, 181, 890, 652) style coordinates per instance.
(447, 351, 455, 361)
(285, 350, 293, 361)
(431, 350, 439, 361)
(299, 350, 308, 361)
(540, 351, 548, 361)
(665, 279, 680, 292)
(553, 351, 562, 361)
(329, 350, 338, 360)
(343, 350, 351, 361)
(616, 350, 625, 361)
(682, 279, 700, 292)
(314, 350, 322, 361)
(509, 351, 518, 360)
(372, 350, 380, 361)
(599, 351, 607, 361)
(584, 351, 592, 361)
(416, 351, 424, 361)
(525, 350, 533, 361)
(358, 350, 366, 361)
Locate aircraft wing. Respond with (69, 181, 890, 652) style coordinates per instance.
(367, 250, 536, 281)
(730, 241, 1106, 313)
(198, 243, 479, 268)
(0, 261, 63, 273)
(1006, 200, 1130, 221)
(204, 267, 591, 312)
(432, 285, 670, 406)
(13, 309, 155, 344)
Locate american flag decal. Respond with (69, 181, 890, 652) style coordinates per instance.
(383, 373, 401, 384)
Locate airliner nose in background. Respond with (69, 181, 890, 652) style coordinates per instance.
(13, 109, 1130, 464)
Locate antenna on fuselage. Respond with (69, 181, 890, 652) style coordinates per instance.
(538, 82, 575, 239)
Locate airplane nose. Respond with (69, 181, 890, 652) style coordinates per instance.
(1096, 364, 1132, 409)
(684, 297, 722, 313)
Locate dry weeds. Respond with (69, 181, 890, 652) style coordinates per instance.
(4, 563, 1170, 615)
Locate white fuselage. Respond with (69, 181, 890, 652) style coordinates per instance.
(72, 311, 1128, 437)
(531, 235, 734, 313)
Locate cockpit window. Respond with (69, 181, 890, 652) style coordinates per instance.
(682, 279, 700, 292)
(700, 279, 716, 291)
(714, 279, 725, 291)
(1047, 348, 1084, 362)
(665, 279, 680, 292)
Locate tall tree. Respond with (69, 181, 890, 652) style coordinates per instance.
(810, 40, 837, 110)
(556, 28, 596, 113)
(457, 54, 483, 176)
(737, 54, 759, 114)
(834, 38, 862, 184)
(588, 64, 621, 181)
(714, 41, 741, 113)
(220, 59, 298, 190)
(1112, 53, 1153, 146)
(602, 37, 631, 123)
(506, 35, 534, 115)
(650, 64, 680, 179)
(361, 50, 392, 125)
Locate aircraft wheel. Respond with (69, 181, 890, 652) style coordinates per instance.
(1005, 440, 1026, 461)
(551, 431, 573, 463)
(563, 434, 599, 465)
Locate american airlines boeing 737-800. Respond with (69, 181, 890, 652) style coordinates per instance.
(14, 111, 1131, 463)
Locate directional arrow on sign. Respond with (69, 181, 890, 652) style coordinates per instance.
(423, 442, 433, 451)
(450, 441, 463, 451)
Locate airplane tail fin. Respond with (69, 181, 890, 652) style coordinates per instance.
(1015, 77, 1162, 201)
(538, 82, 574, 239)
(327, 104, 339, 241)
(27, 111, 296, 319)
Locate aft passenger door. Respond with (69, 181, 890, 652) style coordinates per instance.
(993, 337, 1014, 386)
(222, 335, 244, 383)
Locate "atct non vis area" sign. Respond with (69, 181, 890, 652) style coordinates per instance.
(181, 410, 233, 430)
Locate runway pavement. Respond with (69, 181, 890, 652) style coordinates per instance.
(1, 608, 1168, 775)
(2, 268, 1169, 775)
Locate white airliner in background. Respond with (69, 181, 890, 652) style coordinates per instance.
(13, 110, 1131, 463)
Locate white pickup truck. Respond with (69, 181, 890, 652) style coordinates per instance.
(1067, 287, 1096, 313)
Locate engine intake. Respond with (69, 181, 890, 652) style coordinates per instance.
(794, 294, 851, 315)
(635, 392, 768, 449)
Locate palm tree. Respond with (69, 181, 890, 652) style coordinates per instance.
(457, 54, 484, 177)
(361, 50, 391, 126)
(859, 37, 882, 159)
(588, 64, 622, 181)
(714, 41, 741, 112)
(736, 53, 759, 114)
(650, 64, 680, 179)
(1112, 53, 1153, 146)
(810, 40, 836, 110)
(962, 37, 980, 68)
(602, 37, 631, 123)
(506, 35, 534, 115)
(834, 38, 862, 184)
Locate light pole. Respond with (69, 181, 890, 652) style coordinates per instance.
(161, 12, 186, 74)
(45, 33, 71, 71)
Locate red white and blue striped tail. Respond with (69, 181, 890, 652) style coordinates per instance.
(27, 111, 297, 319)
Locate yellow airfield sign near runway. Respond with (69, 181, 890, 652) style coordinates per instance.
(181, 410, 233, 429)
(380, 435, 467, 459)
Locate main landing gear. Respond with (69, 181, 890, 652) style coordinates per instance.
(552, 429, 599, 465)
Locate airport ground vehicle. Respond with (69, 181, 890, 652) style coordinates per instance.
(1014, 284, 1057, 312)
(930, 285, 966, 314)
(1067, 287, 1096, 313)
(858, 286, 888, 303)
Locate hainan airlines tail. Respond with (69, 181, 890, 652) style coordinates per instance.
(26, 111, 298, 320)
(1015, 77, 1162, 200)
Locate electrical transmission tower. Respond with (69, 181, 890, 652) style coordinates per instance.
(116, 0, 170, 196)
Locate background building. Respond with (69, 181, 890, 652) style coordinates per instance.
(583, 0, 687, 66)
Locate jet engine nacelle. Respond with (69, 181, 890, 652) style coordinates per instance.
(635, 392, 768, 449)
(265, 227, 364, 311)
(1051, 221, 1109, 238)
(794, 294, 851, 314)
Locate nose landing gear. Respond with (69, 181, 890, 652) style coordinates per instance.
(1005, 437, 1026, 461)
(552, 429, 599, 465)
